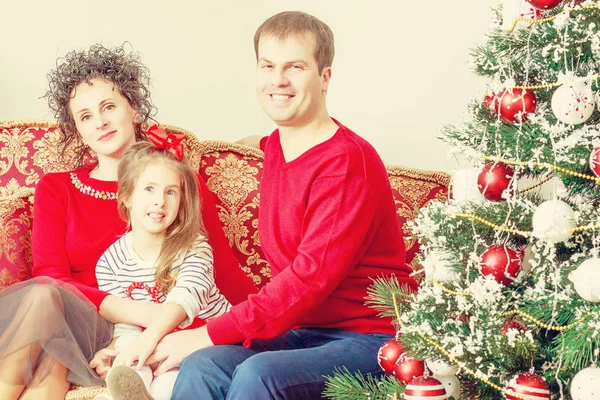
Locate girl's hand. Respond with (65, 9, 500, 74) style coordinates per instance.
(147, 326, 213, 376)
(90, 347, 119, 379)
(113, 332, 160, 370)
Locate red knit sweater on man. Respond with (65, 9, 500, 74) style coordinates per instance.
(31, 164, 256, 309)
(207, 120, 418, 346)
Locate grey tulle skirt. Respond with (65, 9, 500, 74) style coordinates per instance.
(0, 277, 112, 387)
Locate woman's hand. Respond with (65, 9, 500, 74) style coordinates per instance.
(113, 331, 160, 369)
(89, 347, 119, 379)
(147, 326, 214, 376)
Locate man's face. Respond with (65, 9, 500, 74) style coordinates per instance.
(256, 33, 330, 128)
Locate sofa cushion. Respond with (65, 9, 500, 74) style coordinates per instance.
(194, 141, 270, 289)
(388, 165, 450, 277)
(0, 188, 35, 290)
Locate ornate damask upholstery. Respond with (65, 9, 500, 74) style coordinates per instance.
(388, 166, 450, 277)
(0, 120, 449, 399)
(195, 142, 270, 288)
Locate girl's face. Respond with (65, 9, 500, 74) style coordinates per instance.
(69, 78, 138, 162)
(126, 162, 182, 239)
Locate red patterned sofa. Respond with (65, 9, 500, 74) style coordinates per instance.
(0, 120, 450, 399)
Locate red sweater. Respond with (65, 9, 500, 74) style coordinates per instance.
(207, 120, 417, 346)
(32, 164, 257, 309)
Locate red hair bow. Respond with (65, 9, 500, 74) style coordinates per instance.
(146, 124, 185, 161)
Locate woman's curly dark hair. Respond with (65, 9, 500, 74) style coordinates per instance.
(45, 43, 156, 167)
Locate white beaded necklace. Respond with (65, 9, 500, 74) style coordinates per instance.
(70, 172, 117, 200)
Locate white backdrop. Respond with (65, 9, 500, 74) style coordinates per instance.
(0, 0, 498, 171)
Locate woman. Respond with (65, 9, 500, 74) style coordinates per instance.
(0, 44, 256, 400)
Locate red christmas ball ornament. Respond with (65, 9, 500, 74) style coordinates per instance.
(498, 88, 537, 123)
(392, 353, 426, 384)
(483, 93, 498, 112)
(506, 371, 550, 400)
(479, 245, 521, 285)
(477, 162, 515, 202)
(377, 339, 405, 375)
(404, 375, 448, 400)
(501, 318, 527, 335)
(526, 0, 563, 9)
(589, 147, 600, 177)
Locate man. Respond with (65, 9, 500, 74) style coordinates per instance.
(154, 11, 418, 399)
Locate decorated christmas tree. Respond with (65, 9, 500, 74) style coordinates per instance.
(324, 1, 600, 399)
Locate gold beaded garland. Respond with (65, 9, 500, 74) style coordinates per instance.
(507, 4, 600, 33)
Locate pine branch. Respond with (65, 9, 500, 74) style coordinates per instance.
(365, 277, 415, 319)
(472, 4, 600, 83)
(323, 367, 405, 400)
(551, 313, 600, 371)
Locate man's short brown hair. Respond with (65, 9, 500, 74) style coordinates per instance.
(254, 11, 335, 73)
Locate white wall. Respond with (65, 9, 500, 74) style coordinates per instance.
(0, 0, 498, 172)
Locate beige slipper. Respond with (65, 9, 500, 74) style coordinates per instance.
(106, 365, 154, 400)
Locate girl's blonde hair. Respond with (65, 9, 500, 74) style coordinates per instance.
(117, 141, 207, 293)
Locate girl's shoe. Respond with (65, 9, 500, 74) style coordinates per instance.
(106, 365, 155, 400)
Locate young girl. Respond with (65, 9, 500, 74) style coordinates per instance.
(96, 139, 230, 400)
(0, 44, 255, 400)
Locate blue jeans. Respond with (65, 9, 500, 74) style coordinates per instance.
(172, 328, 391, 400)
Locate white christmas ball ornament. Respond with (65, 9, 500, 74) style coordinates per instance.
(569, 258, 600, 302)
(426, 359, 458, 376)
(551, 80, 595, 124)
(436, 374, 461, 399)
(422, 252, 458, 283)
(532, 199, 575, 243)
(571, 365, 600, 400)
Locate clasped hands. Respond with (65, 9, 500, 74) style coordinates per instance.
(90, 326, 213, 378)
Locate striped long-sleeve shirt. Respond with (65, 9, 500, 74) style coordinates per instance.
(96, 232, 231, 338)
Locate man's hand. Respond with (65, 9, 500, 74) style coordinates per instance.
(146, 326, 214, 376)
(89, 347, 119, 379)
(235, 135, 263, 149)
(113, 331, 160, 370)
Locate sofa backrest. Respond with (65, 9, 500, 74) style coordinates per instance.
(0, 121, 450, 290)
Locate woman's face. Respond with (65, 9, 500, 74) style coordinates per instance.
(69, 78, 138, 161)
